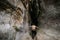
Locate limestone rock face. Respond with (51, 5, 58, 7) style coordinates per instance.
(0, 0, 29, 40)
(38, 0, 60, 40)
(0, 10, 15, 40)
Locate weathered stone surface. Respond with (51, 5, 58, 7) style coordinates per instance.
(0, 0, 60, 40)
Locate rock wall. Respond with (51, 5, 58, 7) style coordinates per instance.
(0, 0, 60, 40)
(37, 0, 60, 40)
(0, 0, 30, 40)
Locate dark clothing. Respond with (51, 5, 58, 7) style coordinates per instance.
(31, 30, 37, 39)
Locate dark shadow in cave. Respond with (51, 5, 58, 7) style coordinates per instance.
(29, 0, 41, 26)
(29, 0, 42, 39)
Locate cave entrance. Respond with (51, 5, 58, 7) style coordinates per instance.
(28, 0, 41, 39)
(29, 0, 41, 26)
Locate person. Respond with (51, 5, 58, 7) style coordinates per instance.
(30, 25, 38, 39)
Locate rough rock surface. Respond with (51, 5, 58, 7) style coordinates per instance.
(0, 0, 60, 40)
